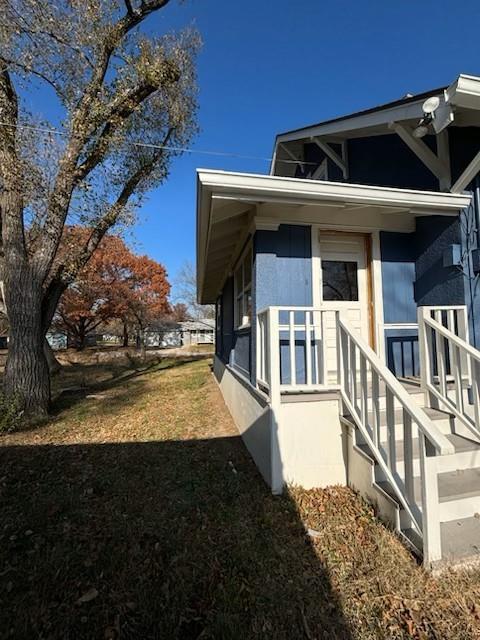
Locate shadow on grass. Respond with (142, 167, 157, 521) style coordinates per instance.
(0, 436, 353, 640)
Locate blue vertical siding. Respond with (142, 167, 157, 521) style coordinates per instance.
(347, 134, 439, 191)
(254, 225, 312, 311)
(380, 232, 418, 376)
(251, 224, 312, 384)
(380, 217, 465, 377)
(215, 274, 252, 378)
(385, 329, 420, 378)
(380, 232, 416, 324)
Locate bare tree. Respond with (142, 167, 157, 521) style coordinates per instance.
(0, 0, 199, 418)
(175, 260, 214, 320)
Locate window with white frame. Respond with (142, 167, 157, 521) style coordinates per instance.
(234, 244, 252, 328)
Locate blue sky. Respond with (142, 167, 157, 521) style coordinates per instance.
(140, 0, 480, 297)
(27, 0, 480, 298)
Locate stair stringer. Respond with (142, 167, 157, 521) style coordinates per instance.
(343, 417, 424, 557)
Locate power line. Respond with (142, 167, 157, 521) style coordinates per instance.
(0, 121, 317, 166)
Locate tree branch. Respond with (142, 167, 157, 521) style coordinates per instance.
(41, 127, 174, 332)
(31, 0, 174, 283)
(3, 57, 67, 102)
(124, 0, 135, 15)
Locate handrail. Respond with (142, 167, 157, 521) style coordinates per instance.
(338, 313, 449, 563)
(424, 316, 480, 362)
(419, 306, 480, 439)
(338, 315, 454, 455)
(257, 305, 448, 564)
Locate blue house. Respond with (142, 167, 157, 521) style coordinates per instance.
(196, 74, 480, 568)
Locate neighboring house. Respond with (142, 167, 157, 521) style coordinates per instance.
(180, 319, 215, 346)
(144, 319, 215, 348)
(144, 327, 181, 348)
(197, 73, 480, 568)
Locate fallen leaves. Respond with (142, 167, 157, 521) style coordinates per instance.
(0, 359, 479, 639)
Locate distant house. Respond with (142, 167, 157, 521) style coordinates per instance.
(144, 325, 181, 348)
(143, 319, 214, 348)
(180, 319, 215, 346)
(197, 73, 480, 568)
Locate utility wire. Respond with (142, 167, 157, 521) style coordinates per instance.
(0, 121, 318, 166)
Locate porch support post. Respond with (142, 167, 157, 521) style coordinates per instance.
(419, 436, 442, 567)
(267, 307, 284, 494)
(418, 306, 432, 409)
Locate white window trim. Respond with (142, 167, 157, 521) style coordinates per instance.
(234, 241, 253, 330)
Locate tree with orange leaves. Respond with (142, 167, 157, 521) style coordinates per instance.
(115, 252, 171, 356)
(55, 231, 170, 351)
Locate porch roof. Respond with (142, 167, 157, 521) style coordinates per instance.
(196, 169, 471, 304)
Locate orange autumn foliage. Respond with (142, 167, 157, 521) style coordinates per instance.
(55, 229, 170, 348)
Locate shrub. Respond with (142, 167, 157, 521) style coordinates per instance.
(0, 392, 22, 433)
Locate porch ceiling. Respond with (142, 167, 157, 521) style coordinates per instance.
(196, 170, 471, 304)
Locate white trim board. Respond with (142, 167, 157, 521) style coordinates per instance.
(197, 169, 471, 303)
(310, 227, 386, 364)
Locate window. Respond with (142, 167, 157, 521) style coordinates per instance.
(235, 244, 252, 328)
(322, 260, 358, 301)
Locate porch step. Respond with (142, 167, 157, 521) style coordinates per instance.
(440, 517, 480, 564)
(358, 432, 480, 474)
(346, 405, 454, 443)
(377, 467, 480, 522)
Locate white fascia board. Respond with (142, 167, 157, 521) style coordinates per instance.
(197, 169, 471, 212)
(196, 169, 471, 302)
(446, 74, 480, 110)
(275, 98, 430, 145)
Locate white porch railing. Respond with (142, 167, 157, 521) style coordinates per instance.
(337, 314, 454, 564)
(256, 307, 338, 394)
(257, 305, 456, 565)
(418, 305, 480, 440)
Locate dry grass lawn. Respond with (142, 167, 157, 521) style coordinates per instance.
(0, 356, 480, 639)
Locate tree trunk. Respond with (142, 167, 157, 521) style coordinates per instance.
(136, 327, 146, 360)
(3, 277, 50, 418)
(75, 319, 87, 350)
(44, 338, 62, 375)
(123, 321, 129, 347)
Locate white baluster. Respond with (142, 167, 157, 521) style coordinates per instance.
(289, 310, 296, 387)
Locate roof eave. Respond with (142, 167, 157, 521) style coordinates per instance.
(196, 170, 471, 304)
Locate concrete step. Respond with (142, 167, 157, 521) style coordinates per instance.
(440, 516, 480, 564)
(377, 467, 480, 522)
(347, 405, 455, 443)
(437, 468, 480, 521)
(359, 433, 480, 475)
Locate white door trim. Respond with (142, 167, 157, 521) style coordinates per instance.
(311, 225, 385, 361)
